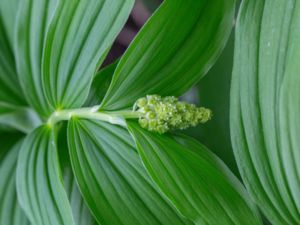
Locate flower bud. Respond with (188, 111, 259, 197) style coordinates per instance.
(134, 95, 212, 134)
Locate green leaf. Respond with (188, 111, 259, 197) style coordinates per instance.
(85, 61, 118, 106)
(231, 1, 300, 224)
(57, 124, 97, 225)
(63, 168, 97, 225)
(67, 119, 193, 225)
(0, 0, 20, 47)
(0, 103, 41, 133)
(17, 126, 75, 225)
(101, 0, 235, 110)
(42, 0, 134, 112)
(128, 122, 262, 225)
(15, 0, 58, 117)
(0, 140, 30, 225)
(0, 9, 26, 106)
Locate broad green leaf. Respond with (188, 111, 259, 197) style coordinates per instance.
(63, 168, 97, 225)
(0, 140, 30, 225)
(57, 124, 97, 225)
(0, 0, 20, 47)
(85, 61, 118, 106)
(0, 12, 26, 106)
(0, 103, 41, 133)
(68, 119, 193, 225)
(101, 0, 235, 110)
(231, 1, 300, 224)
(128, 122, 262, 225)
(17, 126, 75, 225)
(42, 0, 134, 112)
(15, 0, 58, 117)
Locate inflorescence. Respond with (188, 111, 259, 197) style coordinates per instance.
(134, 95, 212, 134)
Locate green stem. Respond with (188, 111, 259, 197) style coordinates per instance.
(47, 106, 140, 127)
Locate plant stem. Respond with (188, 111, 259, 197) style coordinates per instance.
(47, 106, 141, 127)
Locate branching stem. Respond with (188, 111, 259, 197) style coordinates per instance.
(47, 106, 141, 128)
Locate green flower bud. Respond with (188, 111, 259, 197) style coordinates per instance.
(176, 102, 186, 111)
(147, 95, 160, 105)
(149, 119, 158, 128)
(139, 118, 148, 128)
(183, 110, 193, 121)
(134, 95, 212, 134)
(136, 97, 148, 108)
(156, 124, 169, 134)
(146, 111, 156, 119)
(169, 114, 182, 127)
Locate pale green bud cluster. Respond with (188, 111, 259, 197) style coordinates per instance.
(134, 95, 212, 134)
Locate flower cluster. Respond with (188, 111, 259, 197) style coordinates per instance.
(134, 95, 212, 134)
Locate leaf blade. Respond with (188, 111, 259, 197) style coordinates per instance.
(0, 140, 30, 225)
(15, 0, 58, 117)
(63, 167, 97, 225)
(16, 126, 75, 225)
(0, 8, 26, 106)
(57, 124, 98, 225)
(0, 0, 20, 47)
(101, 0, 235, 110)
(128, 122, 262, 225)
(42, 0, 134, 111)
(67, 119, 192, 225)
(0, 103, 41, 133)
(231, 1, 300, 224)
